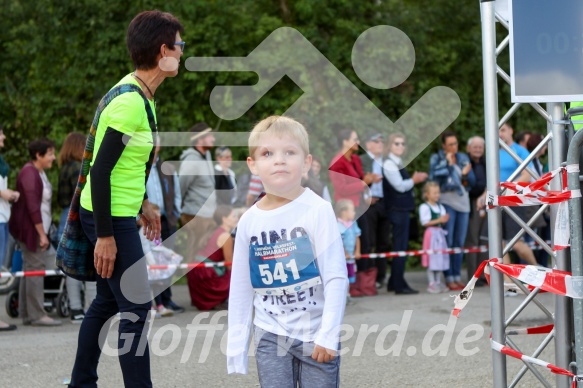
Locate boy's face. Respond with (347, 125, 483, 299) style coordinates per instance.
(247, 133, 311, 197)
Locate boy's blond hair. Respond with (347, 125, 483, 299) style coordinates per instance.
(248, 115, 309, 158)
(422, 180, 440, 201)
(334, 199, 354, 217)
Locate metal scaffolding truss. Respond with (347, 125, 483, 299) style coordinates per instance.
(480, 1, 572, 387)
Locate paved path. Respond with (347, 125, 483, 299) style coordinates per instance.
(0, 271, 559, 387)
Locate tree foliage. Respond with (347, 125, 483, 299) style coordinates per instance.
(0, 1, 514, 163)
(0, 0, 546, 238)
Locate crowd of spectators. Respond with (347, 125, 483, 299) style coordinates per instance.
(0, 120, 551, 330)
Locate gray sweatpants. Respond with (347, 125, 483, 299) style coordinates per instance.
(253, 325, 340, 388)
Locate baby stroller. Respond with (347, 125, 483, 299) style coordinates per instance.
(4, 227, 76, 318)
(5, 273, 72, 319)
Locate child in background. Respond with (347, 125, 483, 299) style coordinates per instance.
(227, 115, 348, 385)
(335, 199, 361, 303)
(419, 181, 451, 293)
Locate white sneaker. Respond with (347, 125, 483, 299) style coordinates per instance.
(427, 282, 441, 294)
(157, 306, 174, 317)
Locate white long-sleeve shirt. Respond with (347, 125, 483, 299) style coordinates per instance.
(382, 153, 414, 193)
(227, 189, 348, 374)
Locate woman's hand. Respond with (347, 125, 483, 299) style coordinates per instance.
(140, 199, 161, 242)
(39, 233, 49, 251)
(462, 162, 472, 176)
(0, 189, 19, 203)
(312, 345, 337, 363)
(95, 236, 117, 278)
(363, 172, 382, 185)
(412, 171, 428, 184)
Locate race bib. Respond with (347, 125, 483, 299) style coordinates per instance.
(249, 235, 322, 295)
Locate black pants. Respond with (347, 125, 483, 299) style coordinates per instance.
(387, 211, 412, 292)
(360, 200, 391, 283)
(70, 208, 152, 388)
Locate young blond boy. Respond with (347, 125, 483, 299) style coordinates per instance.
(227, 116, 348, 387)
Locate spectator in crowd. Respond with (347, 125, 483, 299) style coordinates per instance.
(187, 205, 237, 310)
(0, 125, 19, 331)
(245, 174, 264, 206)
(383, 132, 427, 294)
(429, 130, 475, 291)
(498, 123, 538, 269)
(302, 156, 331, 202)
(232, 172, 250, 207)
(179, 122, 217, 257)
(9, 138, 60, 326)
(146, 135, 184, 313)
(361, 133, 391, 289)
(527, 133, 547, 178)
(57, 132, 97, 323)
(214, 146, 237, 206)
(68, 11, 183, 386)
(329, 128, 379, 210)
(526, 133, 549, 267)
(0, 125, 20, 270)
(336, 199, 361, 303)
(464, 136, 488, 286)
(419, 181, 449, 294)
(515, 130, 531, 150)
(329, 127, 379, 295)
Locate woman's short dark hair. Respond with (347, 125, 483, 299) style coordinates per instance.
(213, 205, 233, 225)
(336, 127, 354, 148)
(127, 10, 184, 70)
(28, 138, 55, 160)
(441, 130, 457, 144)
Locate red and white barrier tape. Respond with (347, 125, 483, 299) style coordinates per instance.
(361, 246, 488, 259)
(0, 261, 230, 279)
(453, 259, 583, 317)
(0, 269, 64, 279)
(506, 324, 554, 336)
(485, 165, 578, 251)
(491, 340, 581, 387)
(452, 259, 494, 317)
(487, 164, 580, 208)
(0, 242, 555, 279)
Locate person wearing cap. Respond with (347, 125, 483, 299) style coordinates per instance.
(361, 133, 391, 289)
(178, 122, 217, 262)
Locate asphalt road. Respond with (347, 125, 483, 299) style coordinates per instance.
(0, 271, 560, 387)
